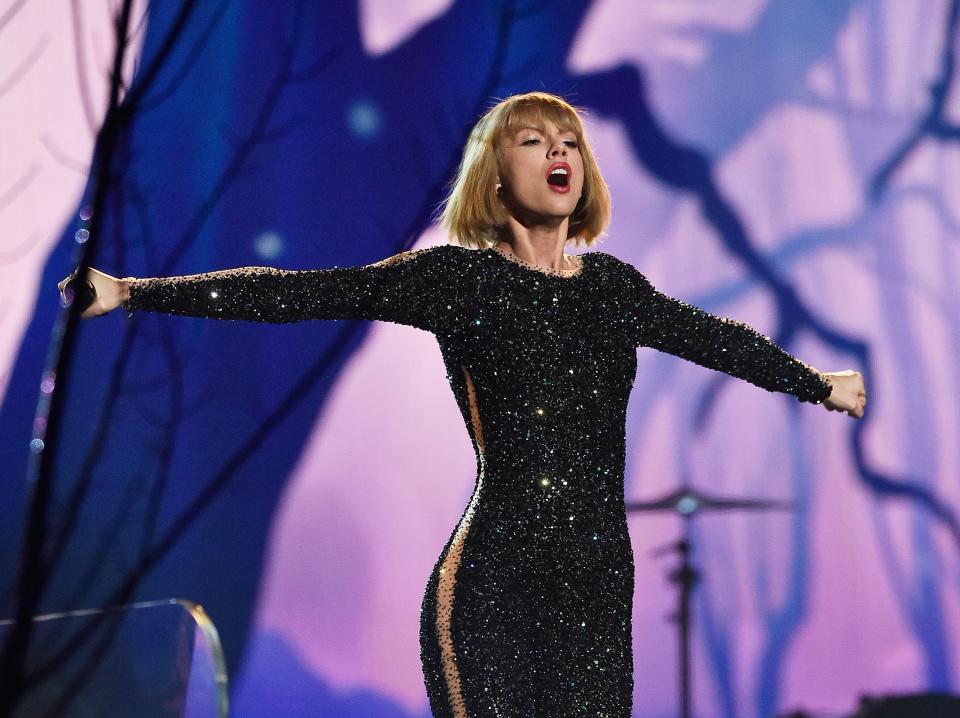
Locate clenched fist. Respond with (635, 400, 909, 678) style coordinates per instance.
(57, 267, 130, 318)
(820, 370, 866, 418)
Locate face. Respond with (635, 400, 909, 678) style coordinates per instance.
(497, 119, 585, 227)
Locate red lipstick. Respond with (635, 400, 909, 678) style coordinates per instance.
(546, 162, 571, 193)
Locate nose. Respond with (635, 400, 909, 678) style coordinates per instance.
(549, 140, 567, 157)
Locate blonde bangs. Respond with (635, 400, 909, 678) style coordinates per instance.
(495, 99, 582, 146)
(439, 92, 612, 249)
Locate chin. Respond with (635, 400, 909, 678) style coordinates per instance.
(512, 197, 579, 225)
(551, 203, 579, 219)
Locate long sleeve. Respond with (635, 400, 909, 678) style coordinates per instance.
(121, 244, 463, 334)
(615, 259, 832, 404)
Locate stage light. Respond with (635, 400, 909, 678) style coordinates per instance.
(254, 231, 284, 259)
(346, 99, 383, 139)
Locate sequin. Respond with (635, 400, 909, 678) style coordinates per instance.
(122, 243, 831, 717)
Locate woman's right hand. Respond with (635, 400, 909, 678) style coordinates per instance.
(57, 267, 130, 318)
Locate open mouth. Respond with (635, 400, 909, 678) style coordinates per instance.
(546, 162, 571, 191)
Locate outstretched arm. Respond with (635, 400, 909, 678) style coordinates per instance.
(58, 244, 462, 334)
(619, 262, 865, 417)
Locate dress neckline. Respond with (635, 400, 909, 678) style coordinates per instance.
(486, 244, 587, 280)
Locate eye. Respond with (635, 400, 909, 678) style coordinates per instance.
(522, 138, 540, 145)
(564, 140, 579, 148)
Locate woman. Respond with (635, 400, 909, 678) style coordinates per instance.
(60, 91, 865, 717)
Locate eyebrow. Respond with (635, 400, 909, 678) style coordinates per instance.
(514, 125, 575, 137)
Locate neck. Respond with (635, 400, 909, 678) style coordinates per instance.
(496, 217, 571, 271)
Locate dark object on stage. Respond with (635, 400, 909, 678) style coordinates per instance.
(853, 692, 960, 717)
(776, 692, 960, 718)
(64, 268, 97, 314)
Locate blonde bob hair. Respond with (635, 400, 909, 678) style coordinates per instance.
(439, 92, 612, 249)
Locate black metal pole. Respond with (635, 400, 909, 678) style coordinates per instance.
(669, 538, 698, 718)
(0, 3, 138, 714)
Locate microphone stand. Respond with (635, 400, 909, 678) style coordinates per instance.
(629, 487, 797, 718)
(652, 535, 698, 718)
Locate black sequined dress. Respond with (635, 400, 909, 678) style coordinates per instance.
(123, 243, 832, 717)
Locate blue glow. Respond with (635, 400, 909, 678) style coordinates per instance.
(254, 231, 284, 260)
(346, 100, 383, 139)
(676, 496, 699, 515)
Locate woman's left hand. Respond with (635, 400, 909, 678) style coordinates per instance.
(820, 370, 866, 418)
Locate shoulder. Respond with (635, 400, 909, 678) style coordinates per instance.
(370, 244, 484, 297)
(587, 250, 629, 272)
(416, 243, 488, 273)
(586, 251, 654, 291)
(369, 242, 472, 270)
(399, 243, 475, 261)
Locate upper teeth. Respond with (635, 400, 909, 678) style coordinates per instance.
(551, 168, 568, 175)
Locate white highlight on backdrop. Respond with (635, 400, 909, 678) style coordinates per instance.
(358, 0, 454, 55)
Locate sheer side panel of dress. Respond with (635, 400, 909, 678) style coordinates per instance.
(435, 366, 486, 717)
